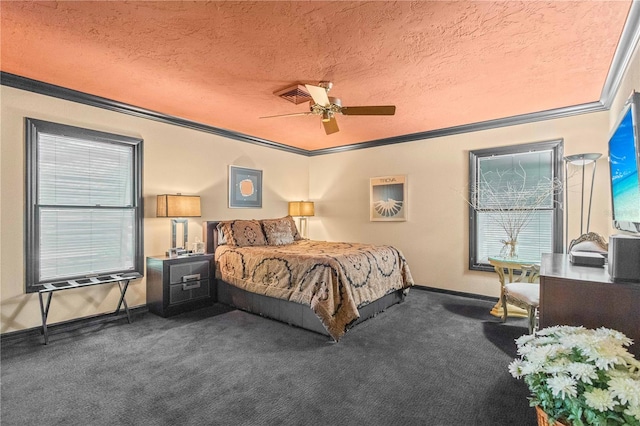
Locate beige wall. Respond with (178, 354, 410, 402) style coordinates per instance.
(308, 114, 609, 297)
(308, 40, 640, 299)
(1, 39, 637, 334)
(0, 87, 309, 333)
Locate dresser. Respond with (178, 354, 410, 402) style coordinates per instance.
(539, 253, 640, 357)
(146, 254, 214, 317)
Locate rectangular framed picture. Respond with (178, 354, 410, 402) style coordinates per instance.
(229, 165, 262, 208)
(370, 175, 407, 221)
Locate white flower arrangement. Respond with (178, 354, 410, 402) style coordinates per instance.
(509, 326, 640, 425)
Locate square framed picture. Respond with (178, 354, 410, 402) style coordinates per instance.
(229, 165, 262, 208)
(370, 175, 407, 221)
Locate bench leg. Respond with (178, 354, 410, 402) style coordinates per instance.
(38, 292, 53, 345)
(115, 280, 132, 324)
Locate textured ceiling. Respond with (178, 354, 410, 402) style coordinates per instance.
(0, 1, 633, 152)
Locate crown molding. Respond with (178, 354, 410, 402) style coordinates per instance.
(600, 0, 640, 108)
(309, 102, 606, 156)
(1, 72, 609, 157)
(0, 72, 308, 156)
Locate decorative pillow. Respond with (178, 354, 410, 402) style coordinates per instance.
(261, 218, 295, 246)
(216, 222, 228, 245)
(283, 215, 303, 241)
(218, 220, 266, 247)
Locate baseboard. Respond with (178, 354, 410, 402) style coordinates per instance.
(0, 305, 149, 343)
(412, 285, 498, 302)
(1, 289, 494, 342)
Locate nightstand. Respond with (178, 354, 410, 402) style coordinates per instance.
(146, 254, 214, 317)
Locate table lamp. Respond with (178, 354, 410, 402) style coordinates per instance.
(157, 194, 201, 253)
(288, 201, 315, 238)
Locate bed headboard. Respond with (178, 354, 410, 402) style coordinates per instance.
(203, 221, 221, 254)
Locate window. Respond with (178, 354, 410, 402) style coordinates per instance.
(469, 140, 563, 271)
(25, 118, 143, 292)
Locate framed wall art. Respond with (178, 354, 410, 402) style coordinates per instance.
(229, 165, 262, 208)
(370, 175, 407, 221)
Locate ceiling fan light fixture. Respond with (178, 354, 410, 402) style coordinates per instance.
(265, 82, 396, 135)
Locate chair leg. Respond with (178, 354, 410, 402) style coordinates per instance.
(501, 293, 508, 323)
(527, 306, 537, 334)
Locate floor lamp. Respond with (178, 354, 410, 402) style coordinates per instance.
(563, 153, 601, 252)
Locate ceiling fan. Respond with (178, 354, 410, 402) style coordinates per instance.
(260, 81, 396, 135)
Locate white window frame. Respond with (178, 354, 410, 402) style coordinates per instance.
(25, 118, 144, 292)
(468, 139, 564, 271)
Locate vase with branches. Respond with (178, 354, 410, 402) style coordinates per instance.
(468, 162, 563, 259)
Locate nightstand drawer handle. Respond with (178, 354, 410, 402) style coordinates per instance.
(182, 282, 201, 291)
(182, 274, 200, 283)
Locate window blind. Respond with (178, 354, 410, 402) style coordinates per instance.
(476, 211, 554, 263)
(37, 134, 135, 281)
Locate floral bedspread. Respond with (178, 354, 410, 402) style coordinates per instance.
(215, 240, 414, 340)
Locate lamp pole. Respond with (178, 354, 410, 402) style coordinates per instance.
(563, 153, 602, 252)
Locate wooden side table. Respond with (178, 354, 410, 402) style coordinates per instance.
(488, 256, 540, 318)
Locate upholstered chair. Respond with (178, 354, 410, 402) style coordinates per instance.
(501, 264, 540, 334)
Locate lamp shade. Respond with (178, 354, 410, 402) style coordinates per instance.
(157, 194, 201, 217)
(288, 201, 315, 217)
(564, 153, 602, 165)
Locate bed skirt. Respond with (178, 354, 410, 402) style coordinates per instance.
(216, 279, 407, 338)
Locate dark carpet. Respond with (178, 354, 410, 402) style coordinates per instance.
(1, 289, 536, 426)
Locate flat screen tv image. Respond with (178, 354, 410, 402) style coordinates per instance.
(608, 91, 640, 234)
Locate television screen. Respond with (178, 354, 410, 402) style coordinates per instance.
(608, 92, 640, 234)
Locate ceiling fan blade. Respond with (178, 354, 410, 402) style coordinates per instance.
(341, 105, 396, 116)
(305, 84, 331, 107)
(323, 117, 339, 135)
(259, 112, 312, 119)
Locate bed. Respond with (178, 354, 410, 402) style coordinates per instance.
(204, 218, 414, 341)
